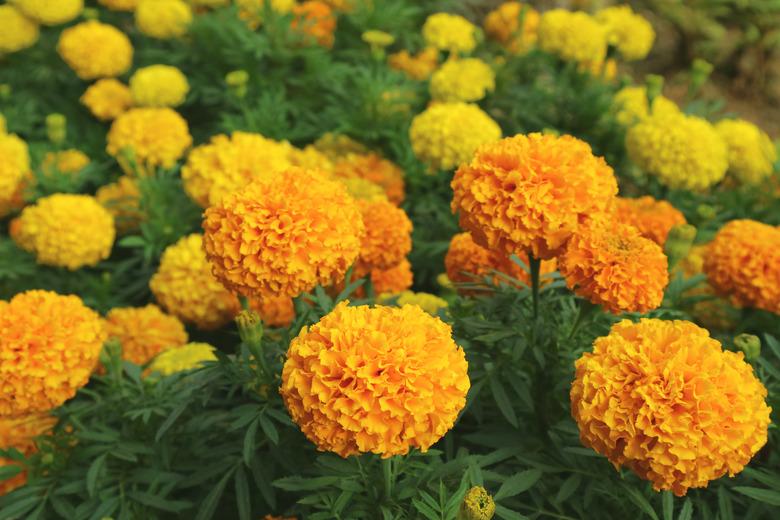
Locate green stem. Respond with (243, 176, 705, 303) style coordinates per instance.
(382, 458, 394, 502)
(529, 256, 541, 320)
(566, 299, 597, 340)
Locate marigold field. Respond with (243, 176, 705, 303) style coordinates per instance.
(2, 1, 780, 519)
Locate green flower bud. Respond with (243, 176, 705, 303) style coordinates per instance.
(46, 113, 67, 145)
(457, 486, 495, 520)
(734, 334, 761, 362)
(690, 59, 713, 95)
(0, 84, 11, 100)
(226, 70, 249, 99)
(645, 74, 664, 108)
(696, 204, 716, 221)
(236, 309, 264, 346)
(664, 224, 696, 269)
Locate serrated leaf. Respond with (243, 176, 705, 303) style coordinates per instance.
(494, 504, 529, 520)
(156, 402, 188, 442)
(494, 469, 542, 501)
(235, 466, 251, 520)
(86, 453, 106, 497)
(243, 418, 259, 466)
(259, 414, 279, 445)
(555, 474, 581, 503)
(489, 377, 518, 428)
(195, 469, 234, 520)
(732, 486, 780, 506)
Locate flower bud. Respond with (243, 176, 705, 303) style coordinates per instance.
(0, 84, 10, 100)
(236, 309, 263, 346)
(83, 7, 100, 20)
(690, 59, 713, 95)
(362, 30, 395, 59)
(46, 113, 67, 145)
(664, 224, 696, 270)
(734, 334, 761, 362)
(696, 204, 716, 221)
(225, 70, 249, 99)
(457, 486, 495, 520)
(645, 74, 664, 109)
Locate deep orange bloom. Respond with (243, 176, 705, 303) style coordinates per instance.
(614, 196, 686, 245)
(105, 304, 188, 365)
(291, 1, 336, 48)
(333, 153, 406, 205)
(356, 199, 413, 274)
(370, 258, 414, 295)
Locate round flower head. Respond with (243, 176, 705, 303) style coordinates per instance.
(1, 414, 56, 495)
(483, 2, 539, 54)
(626, 112, 728, 191)
(130, 65, 190, 108)
(40, 149, 90, 178)
(595, 5, 655, 61)
(81, 79, 134, 121)
(281, 302, 470, 457)
(250, 294, 295, 328)
(356, 199, 413, 274)
(0, 132, 30, 205)
(57, 21, 133, 80)
(538, 9, 607, 70)
(410, 102, 501, 172)
(332, 153, 405, 205)
(107, 108, 192, 175)
(291, 1, 337, 48)
(288, 145, 334, 173)
(96, 175, 142, 234)
(704, 220, 780, 314)
(452, 133, 618, 260)
(0, 290, 106, 416)
(182, 131, 293, 207)
(422, 13, 477, 54)
(429, 58, 495, 103)
(150, 234, 241, 330)
(12, 0, 83, 26)
(572, 318, 771, 496)
(12, 194, 115, 270)
(371, 258, 413, 295)
(105, 304, 188, 366)
(614, 196, 686, 245)
(612, 85, 679, 126)
(135, 0, 192, 39)
(98, 0, 138, 11)
(203, 167, 364, 299)
(384, 290, 448, 315)
(388, 47, 440, 81)
(0, 5, 39, 54)
(147, 343, 217, 376)
(715, 118, 777, 185)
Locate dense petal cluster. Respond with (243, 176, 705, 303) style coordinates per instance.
(715, 118, 777, 185)
(0, 133, 30, 205)
(0, 5, 39, 54)
(130, 65, 190, 108)
(572, 319, 771, 496)
(332, 153, 405, 205)
(12, 194, 115, 270)
(281, 302, 470, 457)
(595, 5, 655, 61)
(0, 290, 106, 416)
(626, 112, 728, 191)
(251, 294, 296, 328)
(388, 47, 439, 80)
(704, 220, 780, 314)
(614, 196, 686, 245)
(385, 290, 449, 315)
(429, 58, 495, 103)
(612, 86, 679, 126)
(81, 79, 134, 121)
(13, 0, 83, 26)
(41, 149, 90, 177)
(203, 168, 364, 298)
(451, 133, 618, 260)
(95, 175, 142, 234)
(371, 258, 414, 295)
(410, 102, 501, 172)
(483, 2, 539, 54)
(356, 199, 413, 274)
(135, 0, 192, 39)
(57, 21, 133, 80)
(422, 13, 477, 53)
(538, 9, 607, 69)
(291, 1, 337, 48)
(105, 304, 188, 365)
(147, 343, 217, 376)
(0, 414, 56, 495)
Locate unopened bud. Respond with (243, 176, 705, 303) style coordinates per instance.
(46, 113, 67, 145)
(457, 486, 495, 520)
(734, 334, 761, 362)
(690, 59, 713, 95)
(664, 224, 696, 269)
(225, 70, 249, 99)
(0, 84, 11, 100)
(362, 30, 395, 60)
(645, 74, 664, 109)
(236, 309, 263, 346)
(696, 204, 716, 221)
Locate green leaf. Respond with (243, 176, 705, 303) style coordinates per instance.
(243, 417, 260, 466)
(411, 497, 440, 520)
(662, 491, 674, 520)
(86, 454, 106, 498)
(89, 497, 119, 520)
(259, 414, 279, 445)
(235, 466, 251, 520)
(622, 485, 660, 520)
(555, 474, 581, 504)
(489, 377, 518, 428)
(0, 465, 22, 480)
(732, 486, 780, 506)
(677, 498, 693, 520)
(0, 496, 41, 519)
(494, 469, 542, 501)
(273, 476, 342, 491)
(126, 492, 193, 512)
(195, 468, 235, 520)
(717, 486, 733, 520)
(494, 504, 529, 520)
(156, 402, 188, 442)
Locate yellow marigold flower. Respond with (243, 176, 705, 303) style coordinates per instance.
(452, 133, 617, 260)
(181, 131, 293, 207)
(288, 145, 334, 173)
(0, 414, 56, 495)
(612, 85, 679, 126)
(370, 258, 413, 295)
(0, 5, 39, 54)
(332, 152, 406, 204)
(250, 294, 295, 328)
(459, 486, 496, 520)
(98, 0, 138, 11)
(203, 167, 364, 299)
(291, 1, 337, 48)
(0, 290, 106, 416)
(356, 199, 413, 274)
(147, 342, 217, 376)
(715, 118, 777, 185)
(410, 102, 501, 172)
(382, 290, 449, 315)
(12, 194, 115, 270)
(105, 304, 188, 366)
(595, 5, 655, 61)
(362, 30, 394, 48)
(704, 220, 780, 314)
(40, 149, 90, 177)
(129, 65, 190, 108)
(96, 175, 142, 234)
(12, 0, 83, 26)
(626, 112, 728, 191)
(135, 0, 192, 39)
(388, 47, 440, 81)
(80, 79, 134, 121)
(312, 132, 368, 161)
(281, 301, 470, 457)
(483, 2, 539, 54)
(613, 196, 686, 246)
(151, 234, 241, 330)
(422, 13, 477, 54)
(430, 58, 495, 103)
(338, 177, 387, 202)
(107, 107, 192, 175)
(57, 21, 133, 80)
(571, 318, 771, 496)
(538, 9, 607, 70)
(236, 0, 296, 28)
(0, 132, 29, 205)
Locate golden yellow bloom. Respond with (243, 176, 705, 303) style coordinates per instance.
(12, 0, 83, 26)
(236, 0, 296, 28)
(130, 65, 190, 108)
(203, 168, 364, 299)
(80, 79, 134, 121)
(0, 414, 56, 495)
(596, 5, 655, 61)
(613, 196, 686, 246)
(291, 1, 337, 48)
(98, 0, 138, 11)
(57, 21, 133, 80)
(422, 13, 477, 54)
(371, 258, 413, 295)
(250, 294, 295, 328)
(96, 175, 142, 234)
(0, 290, 106, 416)
(312, 132, 368, 161)
(12, 194, 115, 270)
(181, 131, 293, 207)
(627, 112, 728, 191)
(0, 5, 39, 54)
(107, 107, 192, 175)
(281, 301, 470, 457)
(483, 2, 539, 54)
(572, 318, 771, 496)
(105, 304, 188, 366)
(430, 58, 495, 103)
(704, 220, 780, 314)
(338, 177, 387, 202)
(362, 30, 394, 48)
(388, 47, 440, 81)
(459, 486, 496, 520)
(136, 0, 192, 39)
(410, 102, 501, 172)
(715, 118, 777, 185)
(0, 132, 29, 206)
(147, 342, 217, 376)
(452, 133, 617, 260)
(288, 144, 334, 172)
(383, 290, 448, 315)
(612, 85, 679, 126)
(356, 199, 413, 274)
(332, 152, 405, 205)
(40, 149, 90, 177)
(538, 9, 607, 70)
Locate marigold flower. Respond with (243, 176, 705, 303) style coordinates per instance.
(57, 21, 133, 80)
(312, 132, 368, 161)
(595, 5, 655, 61)
(0, 5, 39, 54)
(452, 133, 617, 260)
(95, 175, 142, 234)
(612, 85, 679, 126)
(40, 149, 90, 177)
(80, 79, 134, 121)
(704, 220, 780, 314)
(250, 294, 295, 328)
(12, 194, 115, 270)
(422, 13, 477, 54)
(338, 177, 387, 202)
(0, 414, 56, 495)
(291, 1, 337, 48)
(382, 290, 449, 315)
(236, 0, 296, 28)
(147, 342, 217, 376)
(288, 145, 334, 172)
(98, 0, 138, 11)
(0, 290, 106, 416)
(715, 118, 777, 185)
(0, 132, 29, 206)
(105, 304, 188, 366)
(203, 168, 364, 299)
(626, 112, 728, 191)
(107, 107, 192, 175)
(356, 199, 413, 274)
(410, 102, 501, 172)
(613, 196, 686, 246)
(135, 0, 192, 39)
(130, 65, 190, 108)
(332, 152, 405, 204)
(572, 318, 772, 496)
(388, 47, 440, 81)
(538, 9, 607, 70)
(281, 302, 470, 457)
(371, 258, 413, 295)
(430, 58, 495, 103)
(12, 0, 83, 26)
(483, 2, 539, 54)
(459, 486, 496, 520)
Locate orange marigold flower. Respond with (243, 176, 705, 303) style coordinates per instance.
(388, 47, 440, 81)
(572, 318, 771, 496)
(332, 152, 406, 205)
(370, 258, 414, 295)
(291, 1, 336, 48)
(613, 196, 686, 245)
(356, 199, 413, 274)
(451, 133, 618, 260)
(483, 2, 539, 54)
(559, 220, 668, 313)
(203, 168, 364, 299)
(105, 304, 188, 365)
(704, 220, 780, 314)
(281, 301, 470, 457)
(0, 290, 106, 416)
(250, 294, 295, 328)
(0, 414, 56, 495)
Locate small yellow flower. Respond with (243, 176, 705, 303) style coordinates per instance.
(596, 5, 655, 61)
(130, 65, 190, 108)
(95, 175, 142, 234)
(538, 9, 607, 70)
(135, 0, 192, 39)
(41, 149, 90, 177)
(147, 343, 217, 376)
(458, 486, 495, 520)
(0, 5, 39, 54)
(105, 304, 188, 366)
(388, 47, 440, 80)
(57, 21, 133, 80)
(422, 13, 478, 54)
(12, 0, 83, 26)
(362, 30, 394, 48)
(81, 79, 134, 121)
(715, 118, 777, 185)
(382, 290, 449, 315)
(483, 2, 539, 54)
(430, 58, 495, 103)
(612, 85, 679, 126)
